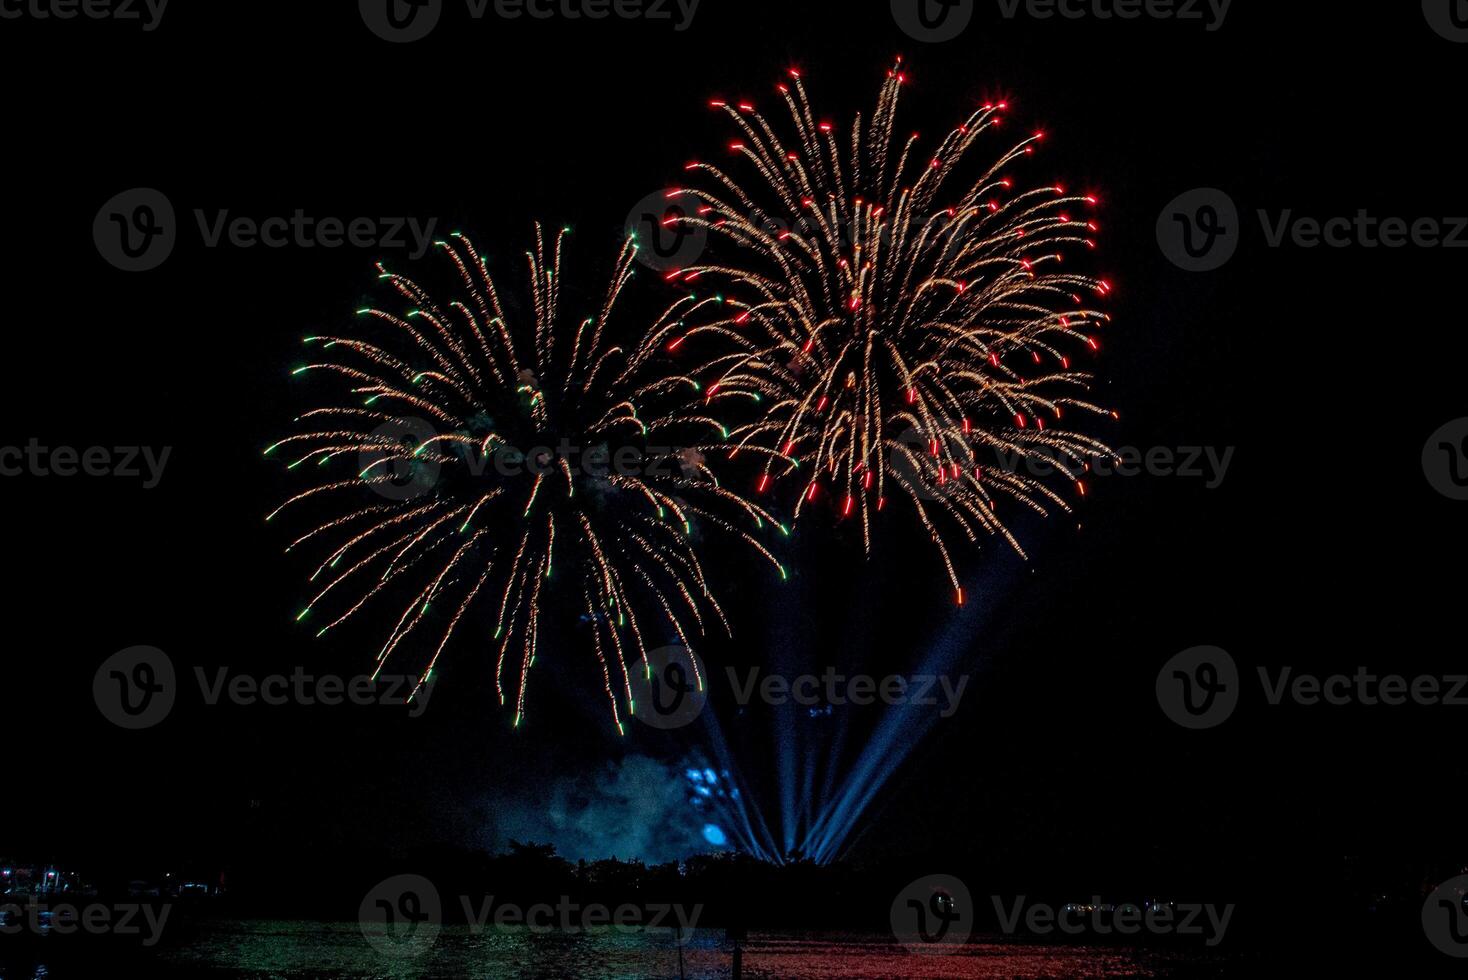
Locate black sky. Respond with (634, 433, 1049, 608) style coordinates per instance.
(4, 0, 1465, 905)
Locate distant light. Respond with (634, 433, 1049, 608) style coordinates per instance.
(702, 824, 728, 847)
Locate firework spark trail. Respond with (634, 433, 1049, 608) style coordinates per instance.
(269, 228, 785, 732)
(665, 62, 1118, 602)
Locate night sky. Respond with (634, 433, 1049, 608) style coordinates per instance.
(5, 0, 1465, 910)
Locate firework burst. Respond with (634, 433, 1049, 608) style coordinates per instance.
(663, 62, 1117, 603)
(267, 227, 785, 732)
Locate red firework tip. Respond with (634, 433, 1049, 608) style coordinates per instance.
(788, 68, 802, 79)
(709, 100, 726, 108)
(863, 471, 874, 489)
(729, 142, 745, 152)
(778, 84, 789, 95)
(877, 497, 887, 511)
(738, 103, 755, 113)
(843, 496, 854, 517)
(684, 162, 700, 170)
(757, 474, 771, 493)
(1085, 195, 1099, 204)
(735, 311, 751, 324)
(1016, 414, 1027, 428)
(807, 483, 819, 502)
(1098, 280, 1113, 294)
(783, 440, 796, 455)
(668, 336, 686, 351)
(819, 122, 833, 132)
(955, 588, 965, 606)
(663, 270, 682, 281)
(816, 395, 829, 411)
(1076, 482, 1087, 497)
